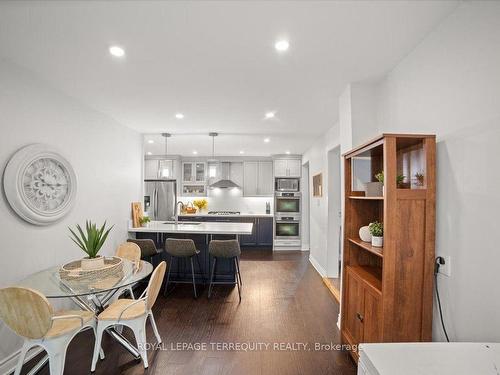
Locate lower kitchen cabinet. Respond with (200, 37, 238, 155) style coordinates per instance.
(256, 217, 273, 246)
(239, 217, 257, 246)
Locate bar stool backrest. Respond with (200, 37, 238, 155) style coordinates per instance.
(127, 239, 158, 258)
(0, 287, 53, 339)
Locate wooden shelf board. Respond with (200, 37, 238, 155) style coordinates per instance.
(347, 265, 382, 294)
(348, 196, 384, 200)
(348, 237, 384, 258)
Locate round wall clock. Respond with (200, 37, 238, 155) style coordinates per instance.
(3, 144, 77, 225)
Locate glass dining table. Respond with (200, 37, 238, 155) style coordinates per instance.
(16, 258, 153, 375)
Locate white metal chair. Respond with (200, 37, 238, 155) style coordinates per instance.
(91, 261, 166, 370)
(0, 287, 97, 375)
(115, 242, 142, 299)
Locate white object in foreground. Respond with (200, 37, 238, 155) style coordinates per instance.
(358, 342, 500, 375)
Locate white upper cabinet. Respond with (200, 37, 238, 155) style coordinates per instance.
(243, 161, 273, 196)
(144, 159, 159, 179)
(273, 159, 288, 177)
(258, 161, 273, 195)
(182, 162, 206, 183)
(287, 159, 302, 177)
(243, 161, 259, 196)
(274, 158, 302, 177)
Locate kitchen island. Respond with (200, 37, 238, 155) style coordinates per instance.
(128, 221, 253, 285)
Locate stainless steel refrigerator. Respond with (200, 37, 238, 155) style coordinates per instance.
(144, 179, 177, 221)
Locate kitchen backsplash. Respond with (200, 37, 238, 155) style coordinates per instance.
(180, 189, 273, 214)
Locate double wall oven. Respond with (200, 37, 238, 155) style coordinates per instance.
(275, 191, 301, 246)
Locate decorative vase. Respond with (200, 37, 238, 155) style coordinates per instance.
(371, 236, 384, 248)
(81, 255, 105, 270)
(359, 226, 372, 242)
(365, 182, 383, 197)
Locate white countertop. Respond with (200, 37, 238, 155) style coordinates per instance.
(129, 221, 253, 235)
(359, 342, 500, 375)
(179, 213, 273, 218)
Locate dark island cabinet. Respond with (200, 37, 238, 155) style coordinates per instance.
(178, 216, 273, 248)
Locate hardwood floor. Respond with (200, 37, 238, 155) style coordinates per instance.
(24, 250, 356, 375)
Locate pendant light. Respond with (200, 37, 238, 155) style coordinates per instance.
(208, 132, 240, 189)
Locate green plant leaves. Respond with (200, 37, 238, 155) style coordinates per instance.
(68, 220, 114, 258)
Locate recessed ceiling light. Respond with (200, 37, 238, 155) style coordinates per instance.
(192, 150, 198, 155)
(109, 46, 125, 57)
(265, 112, 275, 119)
(175, 113, 184, 119)
(146, 152, 152, 155)
(264, 138, 270, 143)
(285, 151, 291, 155)
(148, 140, 154, 144)
(239, 150, 245, 154)
(275, 40, 289, 52)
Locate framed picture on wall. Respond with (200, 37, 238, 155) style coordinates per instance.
(313, 173, 323, 197)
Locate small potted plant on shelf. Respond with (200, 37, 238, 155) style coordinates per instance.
(139, 216, 151, 227)
(414, 172, 425, 187)
(69, 220, 114, 270)
(369, 221, 384, 248)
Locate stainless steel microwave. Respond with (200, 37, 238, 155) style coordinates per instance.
(275, 178, 300, 192)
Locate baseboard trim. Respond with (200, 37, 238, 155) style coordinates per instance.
(308, 255, 326, 277)
(322, 277, 341, 303)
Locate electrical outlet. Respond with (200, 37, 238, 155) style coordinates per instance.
(438, 256, 451, 277)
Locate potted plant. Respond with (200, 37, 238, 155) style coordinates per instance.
(69, 220, 114, 270)
(139, 216, 151, 227)
(414, 172, 425, 187)
(369, 221, 384, 248)
(193, 198, 208, 213)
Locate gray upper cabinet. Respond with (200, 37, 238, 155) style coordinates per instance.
(144, 159, 159, 179)
(274, 158, 302, 177)
(243, 161, 273, 196)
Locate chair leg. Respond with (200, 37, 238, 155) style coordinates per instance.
(14, 341, 30, 375)
(234, 257, 242, 301)
(91, 324, 107, 372)
(131, 319, 149, 369)
(190, 256, 198, 299)
(208, 257, 217, 299)
(163, 256, 173, 297)
(45, 339, 68, 375)
(149, 311, 162, 344)
(235, 257, 242, 286)
(195, 253, 205, 283)
(128, 285, 135, 299)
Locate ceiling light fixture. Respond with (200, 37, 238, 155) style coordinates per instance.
(285, 151, 291, 155)
(264, 138, 270, 143)
(148, 140, 154, 144)
(175, 113, 184, 119)
(109, 46, 125, 57)
(192, 150, 198, 155)
(274, 40, 289, 52)
(146, 152, 152, 156)
(239, 150, 244, 154)
(265, 112, 275, 119)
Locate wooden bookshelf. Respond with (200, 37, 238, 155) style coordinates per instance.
(341, 134, 436, 363)
(348, 237, 383, 258)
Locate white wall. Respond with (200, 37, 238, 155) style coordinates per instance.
(375, 1, 500, 342)
(302, 123, 340, 276)
(0, 59, 142, 371)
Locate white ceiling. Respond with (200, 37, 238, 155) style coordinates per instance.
(0, 1, 458, 156)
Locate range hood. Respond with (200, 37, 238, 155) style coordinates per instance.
(209, 162, 240, 189)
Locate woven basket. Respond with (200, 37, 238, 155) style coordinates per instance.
(59, 257, 124, 292)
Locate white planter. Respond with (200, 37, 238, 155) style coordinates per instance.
(371, 236, 383, 248)
(81, 255, 105, 270)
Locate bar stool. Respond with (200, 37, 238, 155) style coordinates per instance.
(163, 238, 203, 299)
(208, 240, 242, 301)
(127, 239, 163, 265)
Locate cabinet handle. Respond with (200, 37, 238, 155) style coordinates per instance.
(356, 312, 364, 322)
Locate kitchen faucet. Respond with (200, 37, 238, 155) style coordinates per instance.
(175, 201, 185, 224)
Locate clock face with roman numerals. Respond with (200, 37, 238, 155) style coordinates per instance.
(3, 144, 77, 225)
